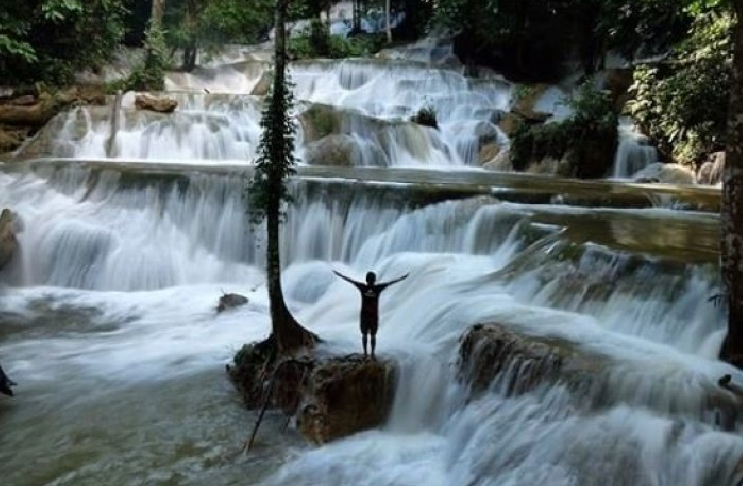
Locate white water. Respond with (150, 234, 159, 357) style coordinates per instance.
(612, 117, 659, 179)
(1, 162, 741, 485)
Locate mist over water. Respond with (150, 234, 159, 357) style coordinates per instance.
(0, 44, 738, 486)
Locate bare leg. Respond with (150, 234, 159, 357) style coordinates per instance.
(371, 333, 376, 360)
(362, 332, 368, 357)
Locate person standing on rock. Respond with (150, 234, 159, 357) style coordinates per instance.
(333, 270, 409, 359)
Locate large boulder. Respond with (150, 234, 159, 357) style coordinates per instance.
(478, 142, 500, 164)
(297, 104, 342, 143)
(251, 71, 273, 96)
(216, 292, 248, 313)
(303, 134, 358, 167)
(632, 163, 695, 185)
(135, 93, 178, 113)
(697, 152, 725, 185)
(458, 323, 601, 396)
(228, 345, 396, 444)
(0, 92, 58, 127)
(0, 209, 18, 272)
(483, 147, 512, 172)
(296, 355, 395, 444)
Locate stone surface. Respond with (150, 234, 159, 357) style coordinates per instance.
(483, 147, 512, 172)
(458, 323, 601, 396)
(296, 354, 395, 444)
(216, 293, 248, 313)
(0, 209, 18, 272)
(135, 93, 178, 113)
(478, 142, 500, 164)
(251, 71, 273, 96)
(498, 112, 523, 136)
(228, 345, 396, 444)
(304, 134, 358, 166)
(697, 152, 725, 185)
(632, 162, 696, 185)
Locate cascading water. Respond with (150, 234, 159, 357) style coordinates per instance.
(0, 160, 741, 486)
(612, 117, 659, 179)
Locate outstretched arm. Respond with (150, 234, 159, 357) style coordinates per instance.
(333, 270, 363, 287)
(376, 273, 409, 290)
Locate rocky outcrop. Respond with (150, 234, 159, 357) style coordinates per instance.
(483, 147, 512, 171)
(251, 71, 273, 96)
(216, 292, 248, 313)
(458, 323, 601, 396)
(697, 152, 725, 185)
(0, 85, 106, 156)
(304, 134, 358, 166)
(297, 104, 342, 143)
(0, 209, 18, 272)
(135, 94, 178, 113)
(228, 344, 396, 444)
(632, 163, 695, 185)
(478, 142, 500, 164)
(295, 355, 395, 444)
(0, 362, 16, 396)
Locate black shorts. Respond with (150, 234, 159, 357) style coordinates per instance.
(360, 315, 378, 335)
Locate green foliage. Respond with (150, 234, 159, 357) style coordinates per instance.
(627, 11, 732, 164)
(308, 19, 331, 58)
(163, 0, 274, 65)
(511, 82, 618, 177)
(0, 0, 128, 85)
(247, 71, 297, 223)
(290, 32, 385, 60)
(410, 105, 438, 130)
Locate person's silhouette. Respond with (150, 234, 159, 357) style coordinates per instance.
(333, 270, 409, 359)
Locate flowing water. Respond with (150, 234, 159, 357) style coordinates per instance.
(0, 49, 738, 486)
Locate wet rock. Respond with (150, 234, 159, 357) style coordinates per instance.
(512, 83, 550, 122)
(0, 128, 25, 153)
(0, 92, 57, 127)
(297, 104, 341, 143)
(601, 68, 634, 111)
(228, 345, 396, 444)
(296, 354, 395, 444)
(483, 147, 512, 171)
(697, 152, 725, 185)
(458, 323, 601, 396)
(632, 163, 695, 185)
(304, 134, 358, 166)
(135, 93, 178, 113)
(0, 362, 16, 396)
(8, 95, 36, 106)
(0, 209, 18, 272)
(251, 71, 273, 96)
(498, 112, 523, 137)
(216, 292, 248, 313)
(478, 142, 500, 164)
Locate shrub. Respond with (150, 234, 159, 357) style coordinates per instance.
(410, 106, 438, 130)
(627, 13, 732, 165)
(510, 81, 618, 177)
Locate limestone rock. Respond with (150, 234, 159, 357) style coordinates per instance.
(632, 163, 695, 185)
(228, 345, 396, 444)
(697, 152, 724, 185)
(512, 84, 550, 122)
(0, 128, 25, 153)
(216, 292, 248, 313)
(135, 94, 178, 113)
(0, 362, 16, 396)
(483, 147, 512, 172)
(601, 68, 634, 111)
(8, 95, 36, 106)
(304, 134, 358, 166)
(498, 112, 523, 136)
(297, 104, 341, 143)
(296, 354, 396, 444)
(458, 323, 601, 396)
(0, 209, 18, 272)
(478, 142, 500, 164)
(251, 71, 273, 96)
(0, 93, 57, 126)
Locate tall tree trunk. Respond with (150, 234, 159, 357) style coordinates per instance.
(181, 0, 198, 71)
(151, 0, 164, 29)
(720, 1, 743, 367)
(385, 0, 392, 43)
(267, 0, 318, 354)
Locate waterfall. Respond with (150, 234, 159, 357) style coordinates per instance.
(612, 117, 659, 179)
